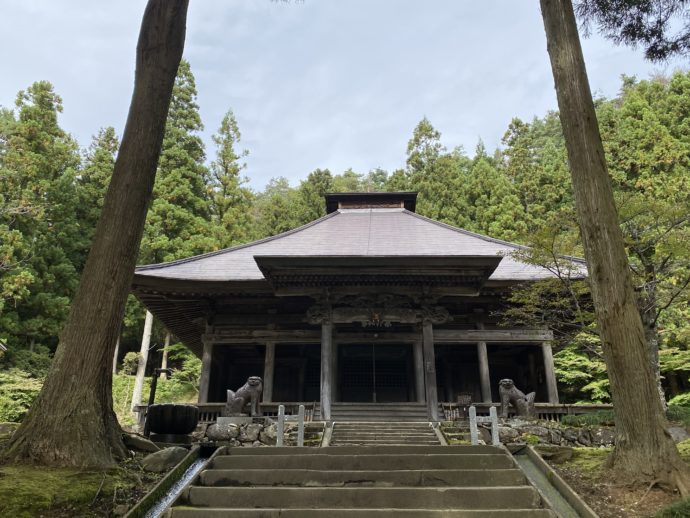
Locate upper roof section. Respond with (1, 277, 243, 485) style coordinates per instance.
(325, 192, 417, 214)
(134, 199, 587, 286)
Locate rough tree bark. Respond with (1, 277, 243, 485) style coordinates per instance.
(3, 0, 189, 468)
(539, 0, 690, 492)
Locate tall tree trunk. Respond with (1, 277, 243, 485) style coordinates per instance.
(3, 0, 189, 468)
(539, 0, 690, 493)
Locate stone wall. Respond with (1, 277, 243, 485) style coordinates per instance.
(480, 418, 615, 447)
(198, 418, 323, 447)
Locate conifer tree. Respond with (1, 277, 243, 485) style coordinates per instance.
(0, 82, 82, 350)
(78, 127, 119, 251)
(210, 109, 254, 247)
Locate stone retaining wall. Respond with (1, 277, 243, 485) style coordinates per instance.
(479, 418, 615, 447)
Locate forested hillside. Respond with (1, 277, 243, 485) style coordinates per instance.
(1, 62, 689, 420)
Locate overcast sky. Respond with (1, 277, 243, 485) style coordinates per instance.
(1, 1, 685, 189)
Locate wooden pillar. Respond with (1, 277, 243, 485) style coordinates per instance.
(160, 331, 170, 379)
(477, 342, 492, 403)
(422, 320, 439, 421)
(331, 342, 339, 403)
(263, 342, 275, 403)
(542, 342, 559, 403)
(320, 320, 333, 420)
(131, 310, 153, 412)
(198, 339, 214, 403)
(112, 335, 120, 375)
(413, 339, 426, 403)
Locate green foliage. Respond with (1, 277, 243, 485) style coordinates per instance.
(560, 410, 615, 427)
(522, 433, 540, 445)
(666, 405, 690, 427)
(669, 393, 690, 407)
(655, 497, 690, 518)
(121, 351, 140, 375)
(166, 342, 202, 389)
(210, 109, 255, 247)
(0, 369, 43, 422)
(0, 81, 83, 352)
(112, 373, 197, 427)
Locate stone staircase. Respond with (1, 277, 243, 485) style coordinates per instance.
(165, 445, 555, 517)
(328, 402, 429, 421)
(330, 421, 441, 446)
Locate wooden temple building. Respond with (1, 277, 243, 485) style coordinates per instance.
(132, 192, 585, 420)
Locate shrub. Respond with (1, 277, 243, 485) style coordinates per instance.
(0, 345, 52, 378)
(0, 370, 43, 422)
(667, 405, 690, 427)
(121, 352, 140, 375)
(655, 497, 690, 517)
(668, 393, 690, 407)
(561, 410, 615, 427)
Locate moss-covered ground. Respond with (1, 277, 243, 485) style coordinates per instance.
(546, 440, 690, 518)
(0, 455, 165, 517)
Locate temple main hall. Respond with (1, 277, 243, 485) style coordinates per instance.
(133, 192, 584, 420)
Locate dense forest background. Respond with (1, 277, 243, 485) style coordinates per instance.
(1, 60, 689, 422)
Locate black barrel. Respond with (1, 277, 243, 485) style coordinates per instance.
(146, 403, 199, 435)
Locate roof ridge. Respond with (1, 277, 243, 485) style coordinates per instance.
(135, 210, 342, 272)
(402, 210, 587, 265)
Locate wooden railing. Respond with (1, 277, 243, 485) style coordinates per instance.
(440, 402, 613, 422)
(135, 402, 317, 426)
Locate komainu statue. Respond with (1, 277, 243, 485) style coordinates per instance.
(222, 376, 263, 417)
(499, 378, 536, 418)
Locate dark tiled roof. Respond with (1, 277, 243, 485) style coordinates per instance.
(135, 208, 586, 282)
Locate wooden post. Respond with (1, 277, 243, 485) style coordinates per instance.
(422, 320, 439, 421)
(542, 342, 559, 404)
(413, 340, 425, 403)
(160, 331, 170, 379)
(320, 320, 333, 420)
(331, 342, 339, 403)
(198, 339, 213, 403)
(477, 342, 492, 403)
(131, 310, 153, 413)
(263, 342, 275, 403)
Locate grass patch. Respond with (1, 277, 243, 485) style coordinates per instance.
(667, 405, 690, 427)
(655, 497, 690, 517)
(0, 464, 127, 517)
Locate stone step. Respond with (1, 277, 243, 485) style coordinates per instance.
(215, 445, 503, 455)
(183, 486, 542, 510)
(333, 429, 432, 433)
(168, 508, 555, 517)
(330, 441, 441, 446)
(331, 433, 438, 440)
(199, 468, 527, 487)
(211, 453, 514, 470)
(329, 417, 430, 422)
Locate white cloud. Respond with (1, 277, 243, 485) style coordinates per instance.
(1, 0, 685, 189)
